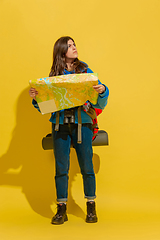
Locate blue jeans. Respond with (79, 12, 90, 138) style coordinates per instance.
(52, 123, 96, 202)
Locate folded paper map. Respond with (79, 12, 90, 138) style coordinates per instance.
(29, 73, 98, 114)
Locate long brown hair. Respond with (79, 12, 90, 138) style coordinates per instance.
(49, 36, 87, 77)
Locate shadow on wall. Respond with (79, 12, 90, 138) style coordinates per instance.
(0, 87, 100, 220)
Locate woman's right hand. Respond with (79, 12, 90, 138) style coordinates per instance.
(29, 88, 38, 100)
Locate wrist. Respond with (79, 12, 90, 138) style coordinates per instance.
(101, 85, 106, 94)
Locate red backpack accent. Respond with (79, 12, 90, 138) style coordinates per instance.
(92, 108, 102, 141)
(83, 102, 102, 141)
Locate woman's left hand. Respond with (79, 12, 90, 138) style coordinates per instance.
(93, 84, 106, 94)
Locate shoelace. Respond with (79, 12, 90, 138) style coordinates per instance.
(55, 204, 65, 217)
(87, 202, 96, 217)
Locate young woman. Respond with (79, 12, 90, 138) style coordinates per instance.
(29, 36, 109, 224)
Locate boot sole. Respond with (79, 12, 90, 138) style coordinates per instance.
(86, 217, 98, 223)
(51, 215, 68, 225)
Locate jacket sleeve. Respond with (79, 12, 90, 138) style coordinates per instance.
(92, 85, 109, 110)
(32, 99, 41, 113)
(87, 68, 109, 110)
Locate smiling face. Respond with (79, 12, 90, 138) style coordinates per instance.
(65, 39, 78, 63)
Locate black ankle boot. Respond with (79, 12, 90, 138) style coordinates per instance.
(51, 203, 68, 225)
(86, 201, 98, 223)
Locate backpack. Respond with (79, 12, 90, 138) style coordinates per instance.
(82, 70, 102, 141)
(83, 102, 102, 141)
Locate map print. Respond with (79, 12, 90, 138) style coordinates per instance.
(29, 73, 99, 114)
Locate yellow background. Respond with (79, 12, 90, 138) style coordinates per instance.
(0, 0, 160, 239)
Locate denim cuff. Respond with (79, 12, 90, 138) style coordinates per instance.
(57, 198, 68, 202)
(85, 195, 96, 200)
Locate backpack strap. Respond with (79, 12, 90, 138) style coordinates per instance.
(55, 111, 60, 131)
(82, 102, 97, 119)
(77, 106, 82, 143)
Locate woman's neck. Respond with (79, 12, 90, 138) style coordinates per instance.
(66, 62, 74, 71)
